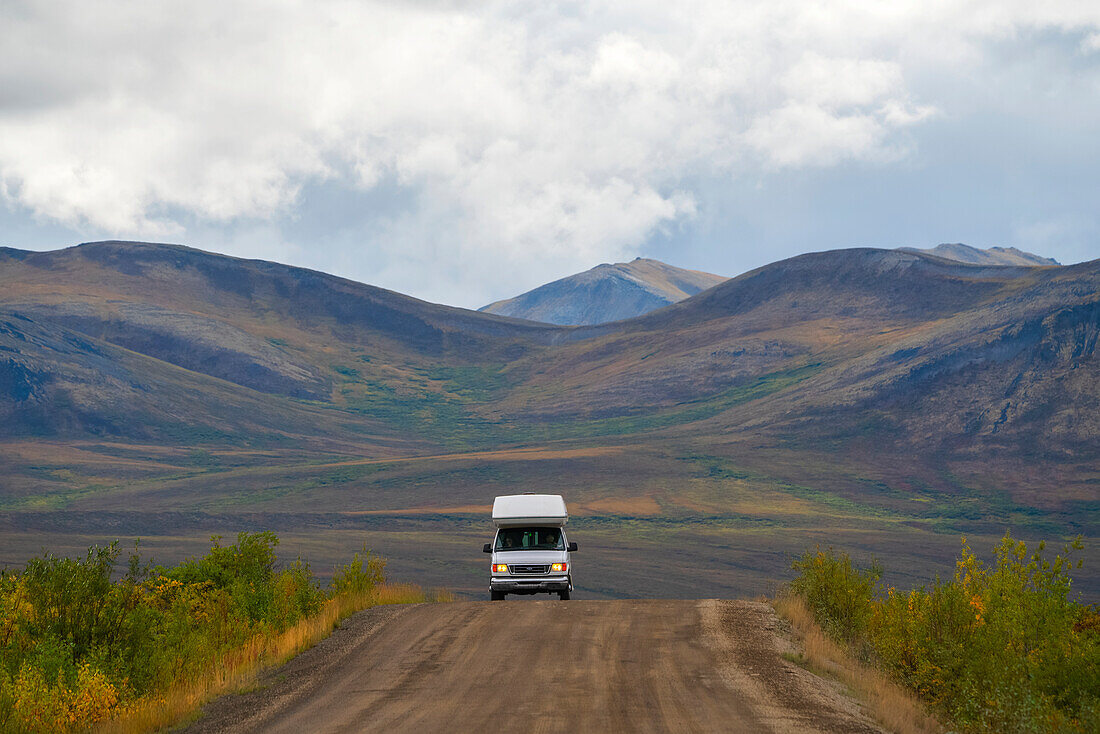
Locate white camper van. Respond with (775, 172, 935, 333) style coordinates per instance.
(483, 494, 577, 600)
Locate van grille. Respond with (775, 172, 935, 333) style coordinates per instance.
(509, 564, 550, 575)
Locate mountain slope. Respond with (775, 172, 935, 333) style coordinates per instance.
(0, 241, 563, 444)
(497, 249, 1098, 457)
(2, 243, 1095, 462)
(478, 257, 727, 325)
(899, 243, 1060, 266)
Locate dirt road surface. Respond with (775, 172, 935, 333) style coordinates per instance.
(183, 599, 884, 733)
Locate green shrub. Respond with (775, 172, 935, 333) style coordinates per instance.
(165, 532, 280, 624)
(270, 559, 325, 629)
(790, 546, 880, 646)
(331, 548, 386, 595)
(0, 533, 386, 732)
(789, 533, 1099, 733)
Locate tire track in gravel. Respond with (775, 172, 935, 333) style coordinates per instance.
(183, 599, 884, 734)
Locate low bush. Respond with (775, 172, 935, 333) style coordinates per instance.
(331, 547, 385, 596)
(0, 533, 431, 733)
(790, 546, 881, 646)
(789, 533, 1099, 733)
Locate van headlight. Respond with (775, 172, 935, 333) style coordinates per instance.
(551, 562, 567, 573)
(492, 564, 508, 574)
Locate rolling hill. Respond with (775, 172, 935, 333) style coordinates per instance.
(478, 257, 727, 324)
(1, 241, 1096, 599)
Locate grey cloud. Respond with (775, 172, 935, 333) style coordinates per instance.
(1, 0, 1098, 307)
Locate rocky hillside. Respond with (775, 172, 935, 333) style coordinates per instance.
(478, 257, 727, 325)
(899, 243, 1060, 266)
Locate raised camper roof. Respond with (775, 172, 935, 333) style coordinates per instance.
(492, 494, 568, 527)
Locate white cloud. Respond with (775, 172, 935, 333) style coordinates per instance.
(1, 0, 1099, 304)
(744, 103, 891, 168)
(781, 54, 903, 109)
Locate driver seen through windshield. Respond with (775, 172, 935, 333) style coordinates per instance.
(495, 527, 563, 551)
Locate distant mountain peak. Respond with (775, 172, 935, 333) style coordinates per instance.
(479, 258, 728, 325)
(899, 243, 1060, 267)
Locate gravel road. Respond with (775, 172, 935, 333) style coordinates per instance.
(182, 599, 884, 733)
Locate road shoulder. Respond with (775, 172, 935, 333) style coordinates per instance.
(701, 599, 884, 734)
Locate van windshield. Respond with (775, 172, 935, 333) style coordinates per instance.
(495, 527, 563, 551)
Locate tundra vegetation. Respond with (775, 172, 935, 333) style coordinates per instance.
(786, 533, 1099, 733)
(0, 532, 440, 733)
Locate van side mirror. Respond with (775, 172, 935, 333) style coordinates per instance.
(568, 542, 578, 552)
(483, 543, 492, 553)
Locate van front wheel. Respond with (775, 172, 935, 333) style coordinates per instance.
(558, 590, 570, 600)
(490, 591, 506, 601)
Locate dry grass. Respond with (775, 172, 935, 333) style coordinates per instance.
(773, 593, 942, 734)
(579, 496, 663, 515)
(319, 444, 625, 470)
(97, 583, 439, 734)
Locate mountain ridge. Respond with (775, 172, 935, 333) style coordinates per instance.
(479, 257, 727, 325)
(4, 240, 1094, 458)
(898, 243, 1060, 267)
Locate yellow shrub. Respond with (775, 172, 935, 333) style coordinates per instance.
(11, 660, 120, 733)
(71, 664, 121, 726)
(13, 662, 66, 733)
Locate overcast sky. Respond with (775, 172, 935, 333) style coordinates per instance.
(2, 1, 1100, 308)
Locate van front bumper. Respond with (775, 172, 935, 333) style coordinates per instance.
(490, 576, 571, 594)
